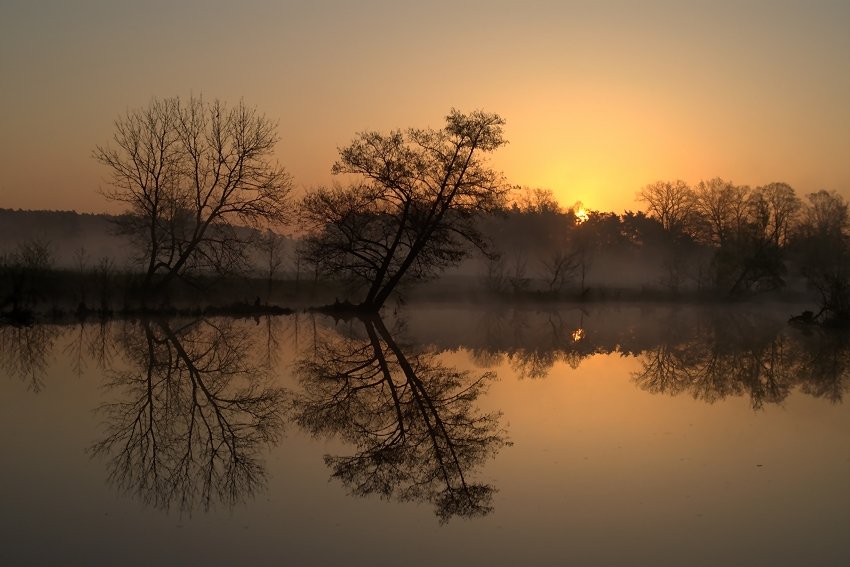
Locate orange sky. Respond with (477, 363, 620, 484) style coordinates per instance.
(1, 0, 848, 214)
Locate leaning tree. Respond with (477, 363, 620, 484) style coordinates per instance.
(300, 109, 508, 310)
(94, 96, 292, 291)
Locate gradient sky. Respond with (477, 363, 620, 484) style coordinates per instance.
(1, 0, 848, 214)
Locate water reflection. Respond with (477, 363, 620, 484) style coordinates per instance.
(64, 319, 118, 377)
(634, 319, 850, 408)
(460, 307, 850, 406)
(89, 318, 286, 512)
(1, 305, 847, 522)
(471, 308, 599, 378)
(0, 323, 61, 392)
(292, 315, 510, 523)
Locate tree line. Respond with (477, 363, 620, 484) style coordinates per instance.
(482, 181, 849, 323)
(3, 95, 848, 322)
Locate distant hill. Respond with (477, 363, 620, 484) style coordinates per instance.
(0, 209, 135, 268)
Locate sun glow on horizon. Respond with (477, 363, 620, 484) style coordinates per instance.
(0, 2, 847, 213)
(572, 200, 589, 223)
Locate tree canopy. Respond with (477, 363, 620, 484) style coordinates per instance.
(94, 96, 292, 291)
(300, 109, 508, 310)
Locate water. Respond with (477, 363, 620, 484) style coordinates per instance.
(1, 304, 848, 566)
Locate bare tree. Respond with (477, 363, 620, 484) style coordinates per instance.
(690, 179, 801, 296)
(719, 183, 801, 296)
(94, 96, 293, 292)
(541, 249, 580, 293)
(802, 190, 849, 238)
(512, 186, 561, 214)
(300, 110, 508, 310)
(256, 229, 287, 299)
(694, 178, 750, 246)
(750, 182, 801, 247)
(638, 180, 698, 235)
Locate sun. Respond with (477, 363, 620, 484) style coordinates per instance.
(570, 200, 589, 223)
(575, 207, 589, 223)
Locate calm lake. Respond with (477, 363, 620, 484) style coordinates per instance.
(1, 304, 848, 566)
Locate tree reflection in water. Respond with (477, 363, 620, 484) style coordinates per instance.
(0, 323, 62, 392)
(90, 318, 286, 512)
(463, 307, 848, 407)
(471, 308, 600, 379)
(633, 318, 850, 408)
(64, 319, 118, 377)
(4, 305, 846, 519)
(292, 315, 509, 523)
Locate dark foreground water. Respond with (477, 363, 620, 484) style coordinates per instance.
(1, 304, 848, 566)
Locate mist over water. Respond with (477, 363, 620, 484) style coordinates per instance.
(1, 303, 847, 566)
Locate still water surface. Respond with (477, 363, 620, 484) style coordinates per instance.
(1, 304, 848, 566)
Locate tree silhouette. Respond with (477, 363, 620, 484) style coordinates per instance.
(719, 182, 801, 296)
(694, 178, 750, 247)
(90, 318, 286, 512)
(94, 96, 292, 292)
(299, 110, 508, 310)
(638, 180, 699, 236)
(291, 315, 509, 523)
(792, 190, 850, 323)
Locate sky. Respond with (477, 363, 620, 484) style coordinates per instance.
(1, 0, 848, 214)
